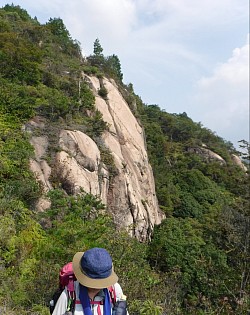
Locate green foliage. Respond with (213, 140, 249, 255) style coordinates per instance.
(173, 190, 204, 218)
(93, 38, 104, 56)
(0, 4, 249, 315)
(238, 139, 250, 163)
(96, 230, 170, 313)
(0, 128, 41, 205)
(3, 4, 31, 21)
(46, 189, 105, 222)
(0, 32, 42, 85)
(82, 65, 100, 76)
(87, 38, 105, 68)
(46, 18, 70, 39)
(105, 54, 123, 81)
(98, 86, 108, 98)
(85, 110, 109, 137)
(141, 103, 249, 313)
(172, 169, 226, 219)
(0, 199, 46, 307)
(0, 81, 34, 124)
(100, 146, 118, 177)
(140, 300, 163, 315)
(0, 4, 105, 131)
(87, 39, 124, 82)
(79, 81, 95, 109)
(148, 217, 232, 309)
(45, 18, 81, 57)
(36, 85, 70, 120)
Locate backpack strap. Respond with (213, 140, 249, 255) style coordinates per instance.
(108, 285, 116, 305)
(75, 285, 116, 304)
(66, 278, 76, 312)
(75, 300, 105, 315)
(75, 300, 104, 304)
(74, 284, 117, 315)
(67, 277, 75, 293)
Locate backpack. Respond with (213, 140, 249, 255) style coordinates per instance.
(49, 262, 118, 315)
(49, 262, 77, 314)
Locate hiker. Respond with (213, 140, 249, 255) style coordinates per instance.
(52, 247, 128, 315)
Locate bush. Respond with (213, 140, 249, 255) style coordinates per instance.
(98, 86, 108, 98)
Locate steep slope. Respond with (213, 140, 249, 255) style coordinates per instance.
(26, 74, 163, 241)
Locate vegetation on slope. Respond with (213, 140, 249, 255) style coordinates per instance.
(137, 103, 250, 313)
(0, 4, 249, 315)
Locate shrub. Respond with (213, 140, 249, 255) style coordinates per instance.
(98, 86, 108, 98)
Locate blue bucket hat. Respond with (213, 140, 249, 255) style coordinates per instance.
(72, 248, 118, 289)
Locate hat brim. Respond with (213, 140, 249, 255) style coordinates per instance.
(72, 252, 118, 289)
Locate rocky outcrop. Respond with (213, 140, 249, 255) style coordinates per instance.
(188, 146, 226, 165)
(231, 154, 248, 172)
(188, 146, 248, 173)
(55, 130, 109, 201)
(88, 76, 162, 239)
(24, 117, 52, 211)
(26, 76, 164, 241)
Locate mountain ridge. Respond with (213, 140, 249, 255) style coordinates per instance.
(0, 4, 249, 314)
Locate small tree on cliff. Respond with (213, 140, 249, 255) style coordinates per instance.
(88, 38, 105, 67)
(93, 38, 103, 56)
(238, 139, 250, 164)
(105, 54, 123, 81)
(87, 39, 123, 82)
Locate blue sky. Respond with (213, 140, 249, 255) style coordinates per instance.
(1, 0, 249, 150)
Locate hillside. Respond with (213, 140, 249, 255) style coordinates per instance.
(0, 4, 249, 315)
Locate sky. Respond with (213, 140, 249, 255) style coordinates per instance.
(1, 0, 249, 150)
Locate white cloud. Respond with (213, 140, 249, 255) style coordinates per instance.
(192, 36, 249, 145)
(61, 0, 136, 54)
(136, 0, 247, 23)
(199, 36, 249, 87)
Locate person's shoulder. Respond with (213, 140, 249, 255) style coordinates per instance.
(113, 282, 122, 289)
(113, 282, 123, 297)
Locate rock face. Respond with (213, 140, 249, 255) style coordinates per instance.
(188, 147, 248, 173)
(188, 146, 226, 165)
(24, 117, 52, 211)
(231, 154, 248, 172)
(27, 76, 164, 241)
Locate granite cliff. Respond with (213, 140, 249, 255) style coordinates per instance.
(26, 74, 164, 241)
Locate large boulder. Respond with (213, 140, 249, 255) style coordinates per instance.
(231, 154, 248, 172)
(188, 146, 226, 165)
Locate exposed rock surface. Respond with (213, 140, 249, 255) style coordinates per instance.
(55, 130, 109, 202)
(231, 154, 248, 172)
(188, 146, 226, 165)
(189, 147, 248, 173)
(26, 76, 248, 240)
(23, 117, 52, 211)
(93, 77, 162, 239)
(27, 76, 164, 241)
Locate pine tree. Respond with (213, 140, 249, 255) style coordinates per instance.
(93, 38, 103, 56)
